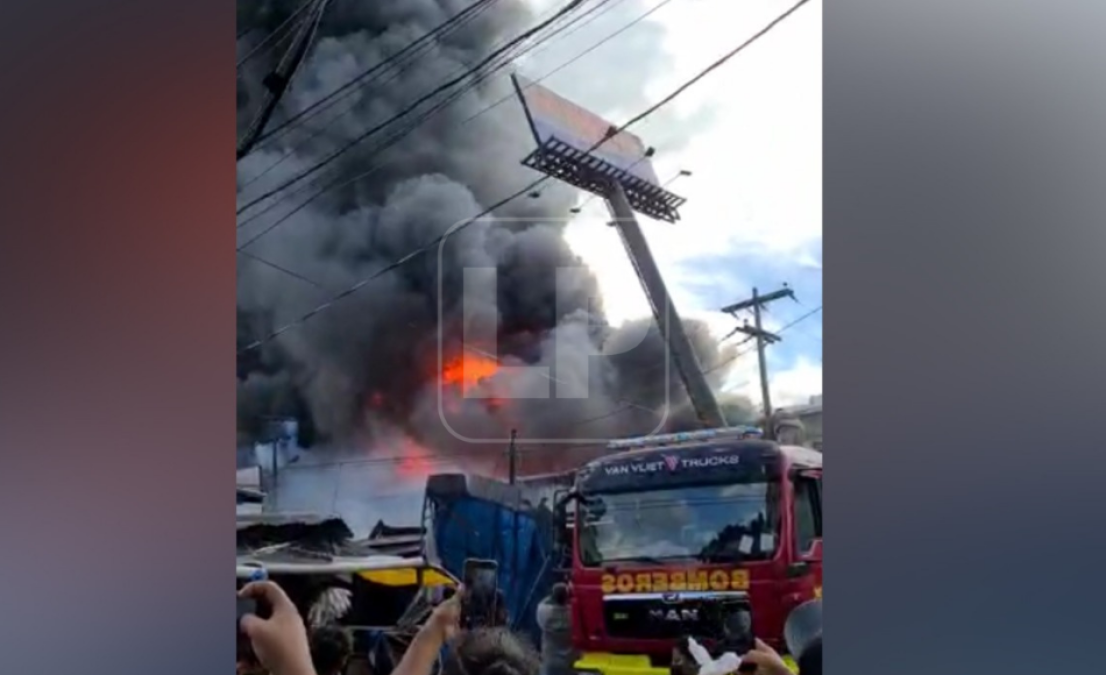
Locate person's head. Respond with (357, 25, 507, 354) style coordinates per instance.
(550, 583, 569, 606)
(443, 628, 540, 675)
(797, 635, 821, 675)
(310, 625, 353, 675)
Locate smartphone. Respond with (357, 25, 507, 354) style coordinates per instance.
(461, 559, 499, 628)
(237, 595, 259, 626)
(719, 604, 757, 672)
(237, 595, 258, 664)
(237, 589, 271, 665)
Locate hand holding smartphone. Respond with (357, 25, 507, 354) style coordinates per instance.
(461, 559, 499, 629)
(237, 572, 272, 666)
(237, 596, 262, 664)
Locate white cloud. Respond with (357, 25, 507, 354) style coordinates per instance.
(764, 356, 823, 407)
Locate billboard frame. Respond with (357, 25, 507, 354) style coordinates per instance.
(511, 75, 686, 223)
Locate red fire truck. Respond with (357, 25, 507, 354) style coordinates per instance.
(558, 427, 822, 675)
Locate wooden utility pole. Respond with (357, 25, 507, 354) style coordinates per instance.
(721, 286, 796, 431)
(507, 428, 518, 485)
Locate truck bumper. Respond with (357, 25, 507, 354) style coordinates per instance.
(573, 653, 798, 675)
(574, 652, 666, 675)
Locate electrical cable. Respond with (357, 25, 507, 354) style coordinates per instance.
(704, 304, 822, 375)
(249, 0, 506, 150)
(237, 0, 331, 159)
(237, 0, 319, 70)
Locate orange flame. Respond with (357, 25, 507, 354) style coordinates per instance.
(441, 350, 500, 393)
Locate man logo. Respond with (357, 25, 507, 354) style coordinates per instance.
(663, 455, 681, 471)
(650, 608, 699, 622)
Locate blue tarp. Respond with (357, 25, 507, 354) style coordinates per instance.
(424, 474, 562, 645)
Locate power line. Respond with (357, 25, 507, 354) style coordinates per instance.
(705, 304, 822, 376)
(563, 397, 660, 430)
(238, 0, 813, 355)
(236, 0, 591, 216)
(606, 0, 811, 134)
(237, 249, 329, 290)
(277, 438, 610, 470)
(238, 6, 506, 193)
(780, 304, 822, 331)
(240, 166, 686, 292)
(239, 0, 508, 185)
(236, 0, 319, 71)
(249, 0, 621, 162)
(247, 0, 505, 152)
(237, 0, 332, 160)
(519, 0, 628, 61)
(236, 0, 685, 246)
(235, 45, 522, 247)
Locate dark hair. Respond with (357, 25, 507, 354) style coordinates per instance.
(310, 625, 353, 675)
(550, 583, 569, 605)
(443, 628, 540, 675)
(797, 636, 821, 675)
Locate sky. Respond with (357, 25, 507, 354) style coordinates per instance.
(520, 0, 822, 408)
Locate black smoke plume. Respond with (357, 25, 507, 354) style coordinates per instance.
(235, 0, 746, 485)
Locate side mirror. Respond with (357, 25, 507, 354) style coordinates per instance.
(805, 539, 823, 561)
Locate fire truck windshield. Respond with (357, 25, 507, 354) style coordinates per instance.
(577, 481, 780, 566)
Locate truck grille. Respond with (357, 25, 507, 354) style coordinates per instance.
(602, 591, 750, 641)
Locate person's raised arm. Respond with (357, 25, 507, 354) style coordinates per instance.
(393, 588, 463, 675)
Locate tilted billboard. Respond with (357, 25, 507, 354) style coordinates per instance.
(512, 74, 662, 188)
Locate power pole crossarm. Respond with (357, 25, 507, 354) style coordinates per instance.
(729, 325, 782, 344)
(720, 288, 794, 314)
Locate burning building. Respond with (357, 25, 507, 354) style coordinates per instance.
(235, 0, 747, 525)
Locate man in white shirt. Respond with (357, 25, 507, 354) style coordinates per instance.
(536, 583, 577, 675)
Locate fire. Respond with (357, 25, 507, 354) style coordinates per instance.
(440, 348, 509, 419)
(441, 350, 500, 394)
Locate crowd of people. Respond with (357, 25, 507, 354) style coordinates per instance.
(237, 580, 820, 675)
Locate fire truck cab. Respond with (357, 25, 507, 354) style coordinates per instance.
(562, 427, 822, 675)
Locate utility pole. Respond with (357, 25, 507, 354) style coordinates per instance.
(607, 181, 727, 428)
(507, 428, 518, 485)
(721, 286, 796, 431)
